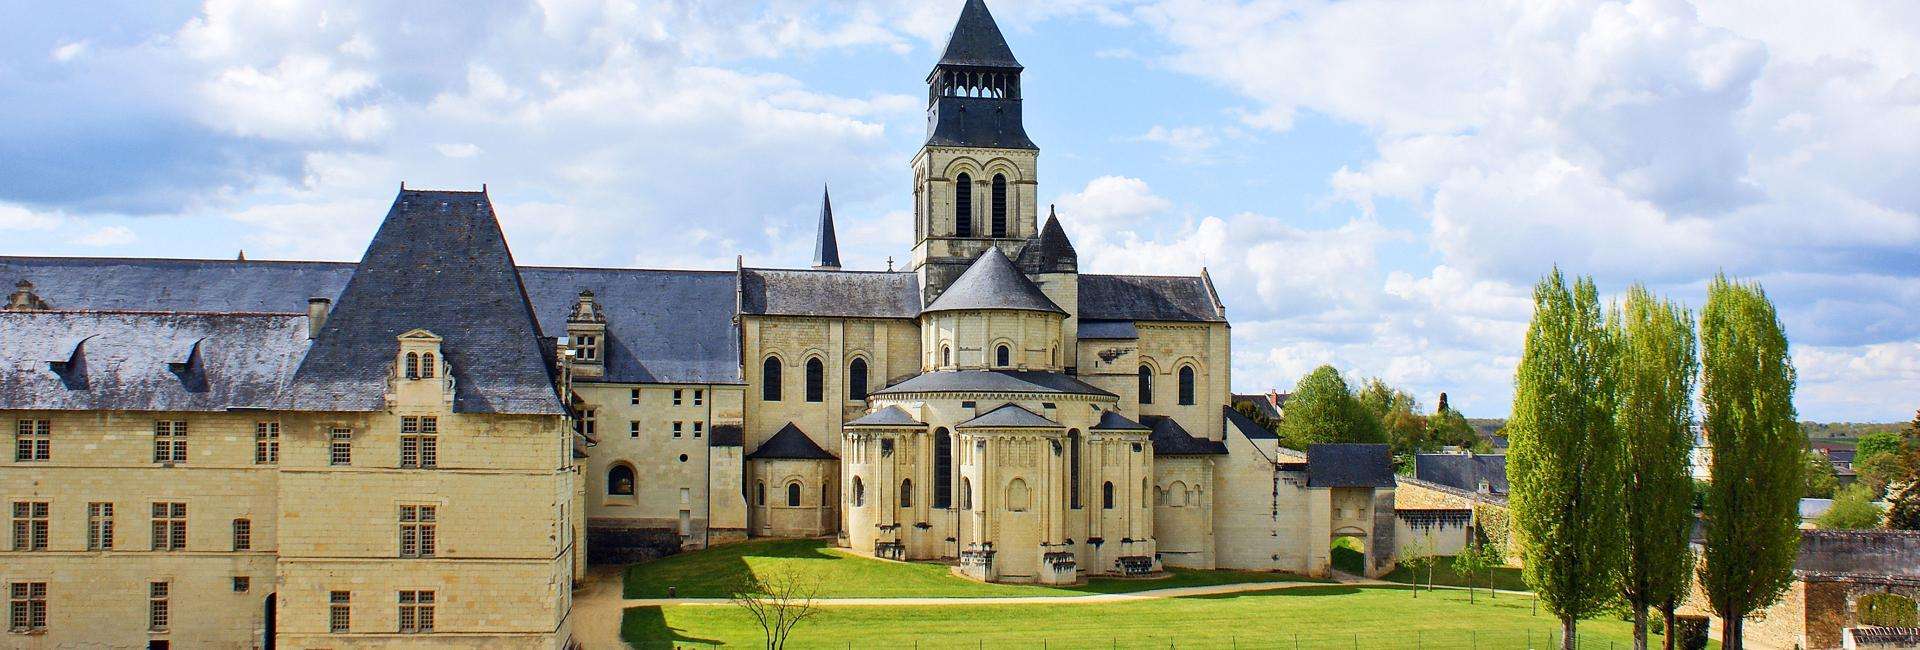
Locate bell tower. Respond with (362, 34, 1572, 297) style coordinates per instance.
(911, 0, 1040, 303)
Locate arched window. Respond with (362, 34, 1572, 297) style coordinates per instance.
(1178, 365, 1196, 405)
(1067, 430, 1082, 509)
(805, 358, 824, 403)
(960, 477, 973, 510)
(954, 173, 973, 237)
(941, 345, 951, 368)
(762, 357, 782, 401)
(1102, 481, 1115, 510)
(1138, 365, 1153, 404)
(991, 174, 1008, 237)
(786, 482, 802, 507)
(848, 358, 868, 401)
(996, 345, 1011, 367)
(934, 429, 953, 508)
(607, 465, 635, 496)
(853, 477, 865, 507)
(756, 481, 766, 506)
(900, 479, 913, 508)
(405, 352, 421, 378)
(1006, 478, 1030, 512)
(421, 353, 436, 378)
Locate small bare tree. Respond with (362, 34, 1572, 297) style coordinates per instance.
(1400, 534, 1437, 598)
(729, 568, 822, 650)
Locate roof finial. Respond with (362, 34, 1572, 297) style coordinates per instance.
(812, 184, 842, 270)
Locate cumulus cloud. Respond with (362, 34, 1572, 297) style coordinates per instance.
(72, 226, 137, 247)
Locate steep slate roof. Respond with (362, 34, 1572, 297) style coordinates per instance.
(1093, 410, 1149, 431)
(812, 187, 841, 269)
(1143, 415, 1227, 455)
(1077, 320, 1137, 340)
(846, 405, 926, 428)
(923, 247, 1064, 314)
(739, 268, 920, 319)
(746, 423, 836, 460)
(1414, 453, 1508, 495)
(958, 403, 1060, 429)
(286, 189, 563, 414)
(520, 267, 741, 384)
(1223, 406, 1279, 440)
(0, 256, 354, 312)
(872, 369, 1114, 397)
(1078, 274, 1225, 322)
(0, 311, 309, 411)
(1017, 211, 1077, 274)
(937, 0, 1022, 69)
(1307, 444, 1396, 488)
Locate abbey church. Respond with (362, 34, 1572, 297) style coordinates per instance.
(0, 1, 1396, 647)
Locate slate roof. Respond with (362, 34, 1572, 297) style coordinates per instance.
(0, 256, 355, 313)
(813, 187, 841, 269)
(958, 403, 1060, 429)
(1308, 444, 1396, 488)
(1092, 410, 1149, 431)
(872, 370, 1114, 397)
(923, 247, 1064, 314)
(1077, 320, 1138, 340)
(283, 189, 562, 415)
(1017, 211, 1076, 275)
(1078, 274, 1225, 322)
(1414, 453, 1509, 495)
(1223, 406, 1279, 440)
(846, 405, 926, 428)
(1231, 392, 1286, 420)
(520, 267, 742, 384)
(0, 311, 310, 411)
(937, 0, 1022, 69)
(746, 422, 836, 460)
(1143, 415, 1227, 455)
(739, 268, 920, 319)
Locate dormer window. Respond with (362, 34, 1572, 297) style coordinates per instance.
(575, 335, 600, 363)
(395, 329, 446, 383)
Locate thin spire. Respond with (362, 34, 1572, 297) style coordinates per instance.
(812, 185, 841, 270)
(938, 0, 1021, 69)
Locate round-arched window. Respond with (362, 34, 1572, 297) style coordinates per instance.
(996, 345, 1011, 367)
(607, 464, 635, 496)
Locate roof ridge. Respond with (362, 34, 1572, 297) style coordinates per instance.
(0, 309, 307, 317)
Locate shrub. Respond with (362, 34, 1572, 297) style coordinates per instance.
(1674, 615, 1710, 650)
(1859, 592, 1920, 627)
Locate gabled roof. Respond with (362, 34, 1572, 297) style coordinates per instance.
(739, 268, 920, 319)
(1078, 274, 1225, 322)
(846, 405, 926, 428)
(1223, 406, 1279, 440)
(746, 423, 836, 460)
(0, 311, 310, 411)
(872, 369, 1114, 397)
(1414, 453, 1508, 495)
(812, 186, 841, 270)
(937, 0, 1022, 70)
(923, 247, 1063, 315)
(1092, 410, 1149, 431)
(958, 403, 1061, 429)
(286, 189, 562, 414)
(1307, 444, 1395, 488)
(1143, 415, 1227, 455)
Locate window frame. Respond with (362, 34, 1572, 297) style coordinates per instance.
(232, 518, 252, 551)
(148, 581, 169, 632)
(86, 502, 113, 550)
(398, 590, 435, 634)
(955, 172, 974, 237)
(328, 427, 353, 467)
(1178, 365, 1197, 405)
(785, 482, 802, 507)
(804, 357, 825, 403)
(607, 464, 637, 496)
(254, 421, 279, 464)
(14, 419, 50, 462)
(399, 504, 437, 558)
(150, 502, 186, 551)
(10, 501, 48, 551)
(1138, 365, 1154, 405)
(400, 416, 439, 469)
(152, 420, 188, 464)
(761, 357, 783, 401)
(9, 582, 47, 633)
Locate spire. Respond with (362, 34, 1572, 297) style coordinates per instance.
(1025, 205, 1077, 274)
(938, 0, 1022, 69)
(812, 185, 841, 270)
(924, 0, 1034, 150)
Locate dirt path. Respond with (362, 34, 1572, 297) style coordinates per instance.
(572, 565, 633, 650)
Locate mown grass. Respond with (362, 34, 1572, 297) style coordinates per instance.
(1382, 555, 1531, 592)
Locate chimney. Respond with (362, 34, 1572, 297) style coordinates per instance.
(307, 298, 331, 339)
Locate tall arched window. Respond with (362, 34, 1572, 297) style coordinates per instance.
(934, 429, 953, 509)
(421, 353, 435, 378)
(941, 345, 951, 368)
(848, 358, 868, 401)
(1178, 365, 1197, 405)
(954, 173, 973, 237)
(960, 477, 973, 510)
(1102, 481, 1115, 510)
(853, 476, 865, 507)
(996, 345, 1011, 367)
(406, 352, 421, 378)
(900, 479, 914, 508)
(1138, 365, 1154, 404)
(991, 174, 1008, 237)
(805, 358, 824, 402)
(756, 481, 766, 506)
(786, 482, 801, 507)
(1067, 430, 1082, 509)
(607, 465, 635, 496)
(762, 357, 782, 401)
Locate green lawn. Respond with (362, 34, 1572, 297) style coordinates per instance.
(625, 584, 1693, 648)
(624, 538, 1319, 599)
(1383, 556, 1531, 592)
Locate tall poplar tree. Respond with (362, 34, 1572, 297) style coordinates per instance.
(1699, 276, 1802, 650)
(1508, 269, 1624, 650)
(1613, 286, 1699, 650)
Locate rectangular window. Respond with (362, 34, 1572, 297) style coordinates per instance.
(11, 502, 48, 551)
(9, 582, 47, 633)
(575, 409, 596, 436)
(693, 422, 704, 438)
(329, 428, 352, 467)
(232, 576, 250, 593)
(672, 422, 682, 438)
(232, 518, 251, 551)
(151, 502, 186, 551)
(629, 421, 640, 438)
(398, 590, 435, 633)
(630, 388, 640, 405)
(148, 581, 169, 631)
(152, 420, 187, 464)
(576, 334, 598, 361)
(399, 505, 436, 558)
(673, 389, 683, 406)
(329, 591, 350, 633)
(254, 422, 279, 464)
(14, 420, 49, 462)
(693, 389, 704, 406)
(400, 417, 438, 468)
(87, 502, 114, 550)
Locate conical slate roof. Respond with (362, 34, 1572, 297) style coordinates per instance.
(746, 422, 837, 460)
(1019, 208, 1077, 274)
(938, 0, 1022, 69)
(286, 189, 562, 414)
(923, 247, 1064, 315)
(812, 186, 841, 270)
(957, 403, 1061, 429)
(845, 405, 925, 428)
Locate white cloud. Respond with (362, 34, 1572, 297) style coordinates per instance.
(436, 143, 483, 158)
(1129, 125, 1219, 162)
(73, 225, 137, 247)
(0, 204, 63, 231)
(50, 40, 90, 62)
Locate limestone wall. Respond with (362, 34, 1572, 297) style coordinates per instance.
(743, 315, 919, 459)
(1134, 323, 1229, 441)
(1154, 456, 1216, 569)
(577, 383, 743, 545)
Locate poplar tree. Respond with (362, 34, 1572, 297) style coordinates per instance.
(1699, 276, 1802, 650)
(1508, 269, 1624, 650)
(1612, 286, 1699, 650)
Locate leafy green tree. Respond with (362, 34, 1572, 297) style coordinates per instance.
(1399, 534, 1437, 598)
(1815, 484, 1885, 530)
(1857, 452, 1905, 498)
(1886, 411, 1920, 530)
(1803, 450, 1838, 498)
(1452, 540, 1491, 604)
(1856, 432, 1902, 463)
(1699, 275, 1803, 650)
(1276, 365, 1382, 448)
(1358, 378, 1430, 456)
(1508, 269, 1624, 649)
(1430, 394, 1480, 449)
(1612, 285, 1699, 650)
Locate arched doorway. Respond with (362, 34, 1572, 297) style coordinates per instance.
(262, 592, 276, 649)
(1331, 529, 1368, 576)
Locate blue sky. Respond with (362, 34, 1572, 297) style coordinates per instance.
(2, 0, 1917, 421)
